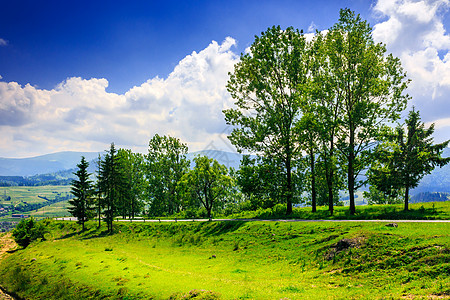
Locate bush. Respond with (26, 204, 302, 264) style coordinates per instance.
(12, 217, 47, 248)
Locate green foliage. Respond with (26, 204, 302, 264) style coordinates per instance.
(145, 134, 190, 217)
(116, 149, 145, 219)
(224, 25, 310, 215)
(69, 156, 95, 230)
(178, 156, 232, 220)
(236, 155, 285, 209)
(326, 9, 410, 215)
(369, 109, 450, 210)
(97, 143, 124, 233)
(12, 217, 47, 247)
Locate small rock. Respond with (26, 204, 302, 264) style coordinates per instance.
(385, 223, 398, 228)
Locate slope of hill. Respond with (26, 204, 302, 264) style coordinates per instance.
(0, 220, 448, 299)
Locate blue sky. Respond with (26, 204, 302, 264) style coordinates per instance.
(0, 0, 372, 94)
(0, 0, 449, 157)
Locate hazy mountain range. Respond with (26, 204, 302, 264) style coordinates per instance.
(1, 149, 449, 195)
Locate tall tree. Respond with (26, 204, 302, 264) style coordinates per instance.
(116, 149, 145, 219)
(305, 31, 343, 214)
(69, 156, 94, 231)
(326, 9, 410, 214)
(224, 26, 309, 214)
(94, 154, 103, 228)
(368, 109, 450, 211)
(178, 156, 232, 221)
(97, 143, 123, 233)
(145, 134, 190, 216)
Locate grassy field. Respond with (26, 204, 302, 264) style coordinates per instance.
(0, 186, 71, 222)
(227, 201, 450, 221)
(0, 186, 71, 206)
(0, 219, 448, 299)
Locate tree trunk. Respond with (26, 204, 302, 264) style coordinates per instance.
(348, 164, 356, 215)
(327, 179, 334, 215)
(404, 186, 409, 211)
(348, 125, 356, 215)
(310, 147, 317, 213)
(286, 158, 293, 215)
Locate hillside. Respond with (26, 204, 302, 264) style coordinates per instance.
(0, 220, 448, 299)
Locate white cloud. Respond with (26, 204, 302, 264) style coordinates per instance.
(308, 21, 317, 33)
(0, 38, 7, 46)
(372, 0, 450, 142)
(0, 38, 239, 157)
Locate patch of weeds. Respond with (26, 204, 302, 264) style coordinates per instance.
(233, 240, 240, 251)
(112, 277, 130, 286)
(279, 285, 304, 293)
(168, 289, 221, 300)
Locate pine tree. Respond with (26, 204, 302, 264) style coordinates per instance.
(97, 143, 123, 233)
(369, 108, 450, 210)
(69, 156, 94, 231)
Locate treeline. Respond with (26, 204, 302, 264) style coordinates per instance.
(69, 137, 235, 232)
(0, 172, 74, 186)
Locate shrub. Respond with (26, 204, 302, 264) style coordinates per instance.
(12, 217, 47, 248)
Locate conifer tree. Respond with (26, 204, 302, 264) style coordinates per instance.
(69, 156, 94, 231)
(369, 108, 450, 210)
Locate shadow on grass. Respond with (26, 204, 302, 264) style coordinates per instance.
(249, 203, 443, 220)
(201, 221, 247, 236)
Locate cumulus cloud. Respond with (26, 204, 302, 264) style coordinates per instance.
(372, 0, 450, 134)
(0, 38, 7, 46)
(0, 38, 239, 157)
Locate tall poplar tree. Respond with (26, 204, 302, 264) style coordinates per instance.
(69, 156, 94, 231)
(224, 26, 309, 215)
(326, 9, 410, 214)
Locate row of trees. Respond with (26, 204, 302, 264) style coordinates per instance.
(69, 9, 449, 230)
(223, 9, 448, 215)
(69, 136, 233, 232)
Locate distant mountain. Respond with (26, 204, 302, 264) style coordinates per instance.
(0, 151, 100, 176)
(412, 148, 450, 194)
(187, 150, 255, 170)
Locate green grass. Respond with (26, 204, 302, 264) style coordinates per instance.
(28, 200, 71, 218)
(0, 220, 448, 299)
(0, 186, 71, 206)
(0, 186, 71, 222)
(227, 201, 450, 220)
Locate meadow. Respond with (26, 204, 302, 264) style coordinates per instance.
(0, 219, 448, 299)
(0, 186, 71, 206)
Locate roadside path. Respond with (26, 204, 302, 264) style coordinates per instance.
(0, 288, 14, 300)
(0, 233, 16, 300)
(54, 217, 450, 223)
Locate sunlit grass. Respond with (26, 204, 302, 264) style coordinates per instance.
(0, 220, 448, 299)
